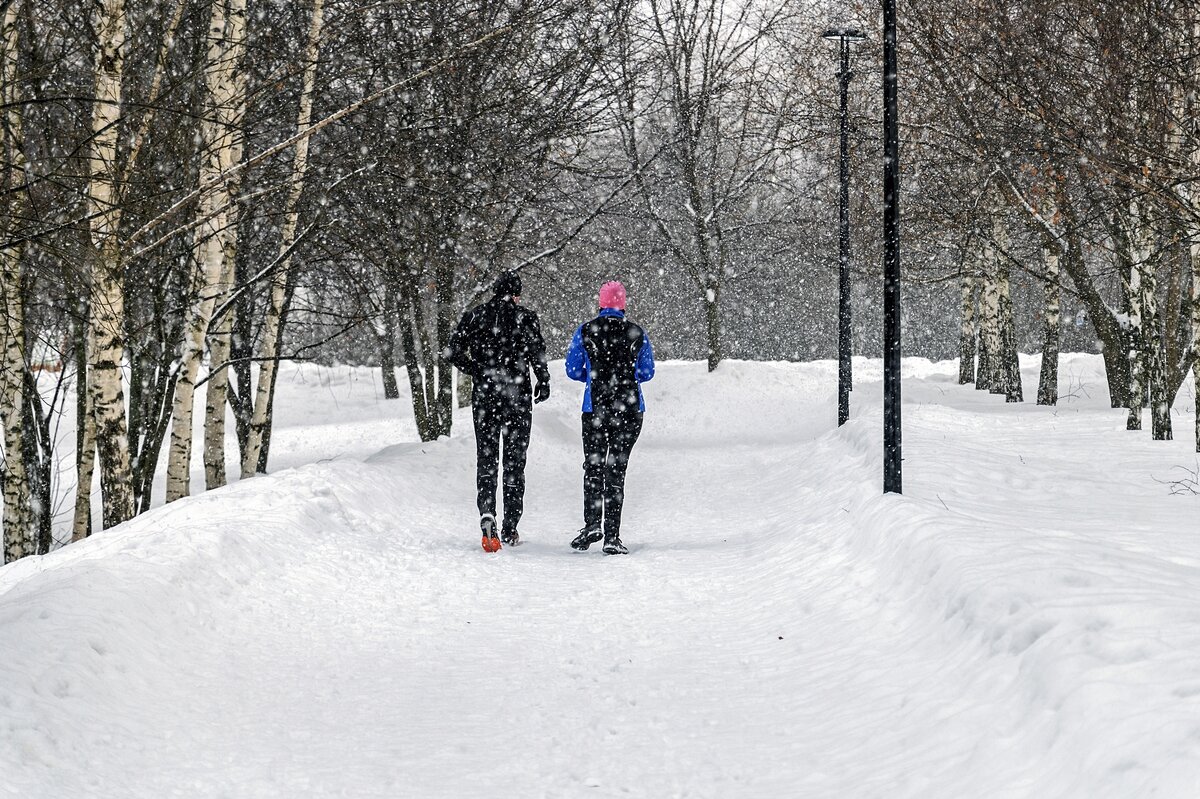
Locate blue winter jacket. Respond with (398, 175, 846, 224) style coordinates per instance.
(565, 308, 655, 412)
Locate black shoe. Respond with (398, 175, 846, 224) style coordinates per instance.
(570, 527, 603, 551)
(602, 537, 628, 555)
(501, 528, 521, 546)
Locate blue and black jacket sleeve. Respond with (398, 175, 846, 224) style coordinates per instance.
(565, 325, 587, 382)
(636, 332, 655, 382)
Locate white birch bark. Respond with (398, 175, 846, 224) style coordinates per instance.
(166, 0, 246, 501)
(1192, 237, 1200, 452)
(1037, 247, 1061, 406)
(1124, 200, 1150, 432)
(241, 0, 325, 478)
(201, 237, 239, 488)
(1, 0, 33, 561)
(72, 363, 96, 542)
(1127, 197, 1169, 439)
(0, 270, 30, 563)
(202, 0, 249, 490)
(978, 241, 1002, 393)
(996, 253, 1022, 402)
(1125, 259, 1144, 431)
(1144, 260, 1171, 440)
(86, 0, 135, 528)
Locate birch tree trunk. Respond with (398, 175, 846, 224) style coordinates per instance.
(986, 219, 1021, 401)
(1126, 254, 1172, 440)
(958, 269, 977, 384)
(72, 313, 96, 542)
(1143, 259, 1171, 440)
(202, 0, 249, 491)
(996, 257, 1022, 403)
(242, 0, 324, 478)
(1, 0, 34, 561)
(1125, 261, 1144, 431)
(0, 270, 31, 563)
(202, 251, 238, 489)
(977, 244, 1001, 393)
(86, 0, 135, 528)
(23, 367, 53, 555)
(1124, 202, 1151, 432)
(0, 269, 31, 562)
(166, 0, 247, 501)
(1193, 243, 1200, 452)
(1037, 246, 1061, 405)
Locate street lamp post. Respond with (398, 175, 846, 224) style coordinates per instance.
(822, 27, 866, 428)
(882, 0, 902, 494)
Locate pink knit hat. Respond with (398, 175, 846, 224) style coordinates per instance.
(598, 280, 626, 311)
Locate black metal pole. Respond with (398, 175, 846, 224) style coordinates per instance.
(882, 0, 902, 493)
(837, 40, 853, 427)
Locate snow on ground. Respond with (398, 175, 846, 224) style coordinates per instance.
(2, 354, 1199, 798)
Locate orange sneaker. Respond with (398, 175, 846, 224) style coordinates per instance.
(480, 514, 501, 552)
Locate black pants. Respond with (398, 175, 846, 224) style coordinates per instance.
(473, 392, 532, 533)
(582, 408, 643, 540)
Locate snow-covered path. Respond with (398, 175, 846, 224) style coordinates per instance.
(3, 356, 1199, 797)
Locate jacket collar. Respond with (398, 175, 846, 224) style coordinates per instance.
(598, 307, 625, 318)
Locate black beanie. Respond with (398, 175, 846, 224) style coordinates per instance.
(494, 271, 522, 297)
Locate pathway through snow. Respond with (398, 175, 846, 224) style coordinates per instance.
(2, 356, 1199, 797)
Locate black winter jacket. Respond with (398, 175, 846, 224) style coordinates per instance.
(447, 296, 550, 399)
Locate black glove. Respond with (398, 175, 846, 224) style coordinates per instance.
(534, 380, 550, 404)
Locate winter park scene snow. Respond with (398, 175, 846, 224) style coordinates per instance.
(4, 0, 1200, 797)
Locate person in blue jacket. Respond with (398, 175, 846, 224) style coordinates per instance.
(565, 280, 655, 555)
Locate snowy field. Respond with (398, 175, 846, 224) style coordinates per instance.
(2, 354, 1199, 798)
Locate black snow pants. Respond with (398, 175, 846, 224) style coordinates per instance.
(582, 407, 643, 540)
(473, 389, 532, 533)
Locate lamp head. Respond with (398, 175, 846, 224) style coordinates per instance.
(822, 27, 867, 44)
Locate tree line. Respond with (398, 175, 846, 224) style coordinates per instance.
(1, 0, 1197, 562)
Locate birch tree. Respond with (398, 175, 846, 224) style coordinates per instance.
(0, 0, 34, 561)
(166, 0, 248, 500)
(976, 241, 1001, 393)
(1036, 243, 1062, 406)
(241, 0, 325, 478)
(84, 0, 135, 528)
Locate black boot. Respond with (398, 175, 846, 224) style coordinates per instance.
(570, 526, 603, 551)
(602, 536, 628, 555)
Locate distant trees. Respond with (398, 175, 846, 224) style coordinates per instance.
(612, 0, 810, 371)
(904, 0, 1198, 448)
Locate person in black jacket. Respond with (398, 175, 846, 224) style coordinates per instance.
(446, 271, 550, 552)
(564, 280, 655, 555)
